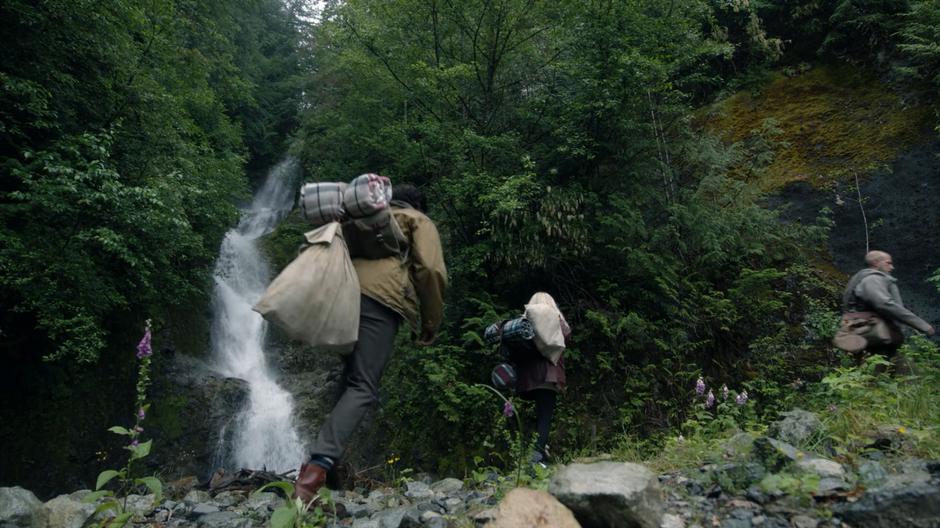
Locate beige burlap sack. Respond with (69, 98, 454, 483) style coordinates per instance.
(254, 222, 360, 352)
(832, 311, 903, 353)
(524, 302, 566, 365)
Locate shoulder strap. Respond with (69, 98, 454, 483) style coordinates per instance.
(843, 272, 873, 313)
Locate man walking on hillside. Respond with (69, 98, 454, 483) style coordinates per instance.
(294, 184, 447, 502)
(836, 250, 934, 372)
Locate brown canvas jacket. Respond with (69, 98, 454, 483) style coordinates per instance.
(352, 205, 447, 343)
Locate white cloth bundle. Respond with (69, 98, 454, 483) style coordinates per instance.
(524, 292, 570, 365)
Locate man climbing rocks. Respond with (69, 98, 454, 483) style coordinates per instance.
(836, 250, 934, 372)
(294, 184, 447, 503)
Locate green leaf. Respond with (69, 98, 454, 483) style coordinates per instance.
(108, 426, 131, 436)
(92, 499, 121, 518)
(128, 439, 152, 461)
(95, 470, 121, 490)
(82, 490, 112, 503)
(106, 511, 134, 527)
(270, 506, 298, 528)
(135, 476, 162, 503)
(255, 481, 295, 498)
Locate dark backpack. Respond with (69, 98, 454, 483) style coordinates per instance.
(342, 207, 408, 260)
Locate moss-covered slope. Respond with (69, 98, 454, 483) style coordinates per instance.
(703, 65, 933, 190)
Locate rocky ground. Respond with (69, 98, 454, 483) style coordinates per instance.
(2, 410, 939, 528)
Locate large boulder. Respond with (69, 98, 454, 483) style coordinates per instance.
(0, 487, 44, 527)
(767, 409, 823, 447)
(37, 492, 95, 528)
(752, 437, 848, 492)
(836, 482, 940, 527)
(486, 488, 581, 528)
(548, 462, 663, 528)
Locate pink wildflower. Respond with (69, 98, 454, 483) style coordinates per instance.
(695, 377, 706, 396)
(705, 390, 715, 409)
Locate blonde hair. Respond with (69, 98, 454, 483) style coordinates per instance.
(528, 291, 559, 310)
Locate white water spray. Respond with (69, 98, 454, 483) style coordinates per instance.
(210, 158, 305, 472)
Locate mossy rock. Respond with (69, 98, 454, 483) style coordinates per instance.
(702, 64, 933, 191)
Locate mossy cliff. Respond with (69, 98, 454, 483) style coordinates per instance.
(702, 64, 934, 191)
(705, 63, 940, 329)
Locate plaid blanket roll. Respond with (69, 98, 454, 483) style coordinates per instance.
(483, 317, 534, 345)
(344, 173, 392, 218)
(299, 182, 347, 226)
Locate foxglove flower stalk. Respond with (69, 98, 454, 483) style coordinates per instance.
(503, 400, 514, 418)
(136, 323, 152, 359)
(695, 377, 706, 396)
(736, 390, 749, 406)
(721, 385, 729, 400)
(705, 390, 715, 409)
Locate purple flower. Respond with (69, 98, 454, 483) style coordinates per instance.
(503, 400, 514, 418)
(134, 426, 144, 433)
(136, 327, 152, 359)
(705, 390, 715, 409)
(695, 377, 705, 396)
(137, 408, 146, 420)
(130, 439, 139, 448)
(721, 385, 729, 400)
(735, 390, 749, 406)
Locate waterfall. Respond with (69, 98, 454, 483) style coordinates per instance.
(209, 158, 305, 472)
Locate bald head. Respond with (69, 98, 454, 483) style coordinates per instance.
(865, 250, 894, 274)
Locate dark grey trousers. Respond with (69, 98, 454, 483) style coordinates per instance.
(311, 295, 400, 460)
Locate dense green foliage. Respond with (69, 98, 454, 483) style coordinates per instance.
(289, 0, 803, 474)
(0, 0, 306, 362)
(644, 336, 940, 473)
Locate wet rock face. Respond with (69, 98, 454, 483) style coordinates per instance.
(769, 140, 940, 330)
(829, 143, 940, 326)
(147, 352, 250, 480)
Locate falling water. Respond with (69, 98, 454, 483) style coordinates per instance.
(210, 158, 305, 472)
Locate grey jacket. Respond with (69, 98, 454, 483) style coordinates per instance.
(842, 269, 932, 333)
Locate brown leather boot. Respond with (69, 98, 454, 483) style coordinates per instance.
(294, 463, 327, 503)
